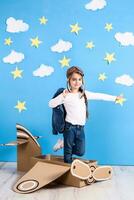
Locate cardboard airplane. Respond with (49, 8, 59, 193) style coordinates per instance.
(0, 124, 112, 194)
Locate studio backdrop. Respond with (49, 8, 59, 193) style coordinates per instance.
(0, 0, 134, 165)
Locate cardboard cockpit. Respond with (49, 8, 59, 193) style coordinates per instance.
(0, 124, 112, 194)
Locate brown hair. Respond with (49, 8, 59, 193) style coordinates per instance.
(66, 66, 88, 119)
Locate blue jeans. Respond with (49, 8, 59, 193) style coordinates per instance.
(63, 122, 85, 163)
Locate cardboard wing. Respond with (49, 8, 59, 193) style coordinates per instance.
(0, 139, 28, 146)
(13, 161, 70, 194)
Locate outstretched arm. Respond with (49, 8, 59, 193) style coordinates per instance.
(85, 90, 117, 102)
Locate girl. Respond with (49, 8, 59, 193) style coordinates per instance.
(49, 66, 121, 163)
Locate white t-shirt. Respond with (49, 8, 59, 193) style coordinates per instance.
(49, 90, 116, 126)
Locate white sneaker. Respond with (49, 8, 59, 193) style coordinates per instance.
(53, 139, 64, 152)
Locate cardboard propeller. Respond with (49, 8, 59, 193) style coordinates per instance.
(71, 159, 112, 183)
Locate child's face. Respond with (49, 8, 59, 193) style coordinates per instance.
(69, 73, 83, 90)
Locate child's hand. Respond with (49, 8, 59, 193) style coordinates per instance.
(115, 95, 122, 101)
(63, 89, 69, 98)
(115, 94, 126, 106)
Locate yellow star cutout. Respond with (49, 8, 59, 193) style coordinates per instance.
(105, 23, 113, 32)
(70, 23, 82, 35)
(86, 41, 95, 49)
(39, 16, 48, 25)
(15, 101, 27, 113)
(98, 73, 107, 81)
(30, 37, 42, 48)
(104, 53, 116, 64)
(59, 56, 71, 67)
(4, 38, 13, 46)
(11, 67, 23, 79)
(115, 94, 126, 106)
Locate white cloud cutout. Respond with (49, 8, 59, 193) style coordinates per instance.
(3, 50, 24, 64)
(51, 39, 72, 53)
(6, 17, 29, 33)
(115, 74, 134, 86)
(85, 0, 107, 11)
(33, 64, 54, 77)
(115, 32, 134, 46)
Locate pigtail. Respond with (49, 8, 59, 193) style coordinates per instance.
(79, 85, 88, 119)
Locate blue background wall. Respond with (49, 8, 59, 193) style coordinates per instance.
(0, 0, 134, 165)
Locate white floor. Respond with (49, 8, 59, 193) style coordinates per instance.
(0, 162, 134, 200)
